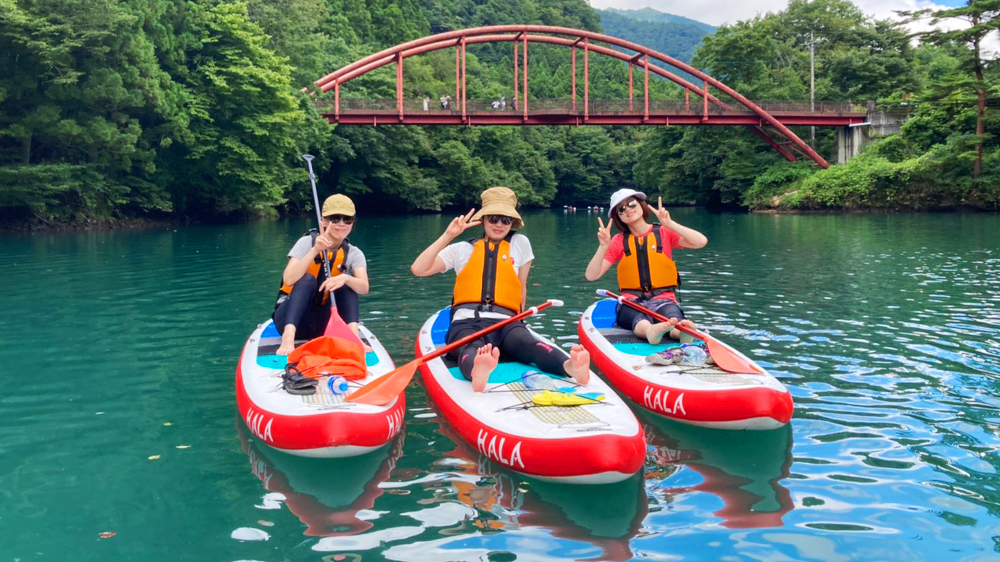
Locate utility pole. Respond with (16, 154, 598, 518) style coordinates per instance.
(805, 31, 817, 145)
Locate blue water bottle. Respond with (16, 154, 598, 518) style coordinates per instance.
(327, 375, 349, 395)
(680, 343, 708, 365)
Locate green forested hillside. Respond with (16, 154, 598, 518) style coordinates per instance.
(598, 8, 715, 63)
(0, 0, 996, 229)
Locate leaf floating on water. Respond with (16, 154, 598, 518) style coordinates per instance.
(148, 455, 160, 460)
(98, 532, 116, 539)
(175, 445, 190, 449)
(231, 527, 270, 541)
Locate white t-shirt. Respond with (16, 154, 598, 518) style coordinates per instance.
(439, 233, 534, 321)
(288, 235, 366, 275)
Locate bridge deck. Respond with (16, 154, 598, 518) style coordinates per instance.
(321, 100, 868, 127)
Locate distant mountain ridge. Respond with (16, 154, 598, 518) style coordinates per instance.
(603, 7, 715, 33)
(597, 7, 715, 64)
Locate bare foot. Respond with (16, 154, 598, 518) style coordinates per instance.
(563, 344, 591, 386)
(470, 344, 500, 392)
(645, 320, 677, 345)
(276, 326, 296, 356)
(669, 319, 696, 341)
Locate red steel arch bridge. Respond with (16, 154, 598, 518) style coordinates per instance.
(310, 26, 870, 169)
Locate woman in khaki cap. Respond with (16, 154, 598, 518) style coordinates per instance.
(411, 187, 591, 392)
(273, 194, 369, 355)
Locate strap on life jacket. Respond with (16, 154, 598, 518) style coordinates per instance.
(274, 232, 351, 308)
(618, 225, 681, 300)
(452, 232, 522, 318)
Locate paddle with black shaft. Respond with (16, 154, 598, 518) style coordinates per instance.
(346, 300, 563, 405)
(302, 154, 358, 342)
(302, 154, 332, 280)
(596, 289, 763, 375)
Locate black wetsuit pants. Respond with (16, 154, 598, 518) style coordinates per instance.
(272, 274, 359, 340)
(445, 318, 569, 381)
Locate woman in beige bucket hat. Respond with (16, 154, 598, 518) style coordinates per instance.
(411, 187, 591, 392)
(273, 194, 370, 355)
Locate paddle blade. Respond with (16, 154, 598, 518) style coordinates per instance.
(602, 288, 763, 375)
(344, 360, 418, 405)
(703, 338, 763, 374)
(674, 323, 763, 375)
(325, 306, 363, 345)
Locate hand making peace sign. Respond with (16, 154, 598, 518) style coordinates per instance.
(596, 217, 613, 247)
(652, 196, 674, 228)
(445, 208, 482, 239)
(312, 220, 338, 253)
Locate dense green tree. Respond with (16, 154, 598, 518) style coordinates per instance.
(154, 2, 311, 217)
(901, 0, 999, 177)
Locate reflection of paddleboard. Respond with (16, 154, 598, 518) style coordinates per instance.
(237, 422, 403, 536)
(236, 320, 405, 457)
(642, 414, 794, 528)
(415, 308, 645, 484)
(579, 299, 793, 429)
(432, 414, 646, 561)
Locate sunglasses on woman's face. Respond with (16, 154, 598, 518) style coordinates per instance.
(617, 199, 640, 216)
(485, 215, 514, 225)
(324, 214, 355, 225)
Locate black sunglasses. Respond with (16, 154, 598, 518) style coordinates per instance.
(616, 200, 640, 216)
(485, 215, 514, 225)
(324, 214, 355, 225)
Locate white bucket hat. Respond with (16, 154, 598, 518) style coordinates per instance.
(608, 189, 647, 217)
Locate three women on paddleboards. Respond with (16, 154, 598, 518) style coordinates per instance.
(410, 187, 591, 392)
(273, 194, 370, 356)
(585, 189, 708, 345)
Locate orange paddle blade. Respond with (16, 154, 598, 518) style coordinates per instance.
(674, 323, 763, 375)
(346, 300, 561, 406)
(324, 306, 363, 345)
(344, 360, 419, 405)
(597, 289, 763, 375)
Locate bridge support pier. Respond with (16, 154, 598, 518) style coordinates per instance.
(837, 125, 867, 164)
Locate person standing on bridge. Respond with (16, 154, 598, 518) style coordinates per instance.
(584, 189, 707, 346)
(410, 187, 591, 392)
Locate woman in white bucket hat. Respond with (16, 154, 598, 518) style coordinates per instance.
(585, 189, 708, 344)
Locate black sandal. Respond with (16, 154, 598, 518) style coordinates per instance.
(281, 365, 318, 395)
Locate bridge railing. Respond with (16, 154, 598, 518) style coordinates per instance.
(319, 99, 866, 115)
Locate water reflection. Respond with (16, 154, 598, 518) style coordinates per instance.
(642, 412, 794, 528)
(427, 416, 647, 561)
(237, 422, 404, 536)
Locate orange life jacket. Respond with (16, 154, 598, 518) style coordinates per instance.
(286, 335, 367, 380)
(452, 234, 522, 316)
(275, 232, 350, 307)
(617, 225, 679, 297)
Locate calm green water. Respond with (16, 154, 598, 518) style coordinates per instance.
(1, 210, 998, 561)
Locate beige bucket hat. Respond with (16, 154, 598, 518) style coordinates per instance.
(321, 194, 356, 217)
(471, 187, 524, 229)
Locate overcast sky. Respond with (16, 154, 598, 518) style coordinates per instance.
(587, 0, 997, 55)
(587, 0, 966, 26)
